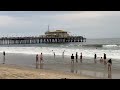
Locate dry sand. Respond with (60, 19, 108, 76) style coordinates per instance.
(0, 64, 94, 79)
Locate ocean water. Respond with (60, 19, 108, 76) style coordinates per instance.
(0, 38, 120, 78)
(0, 38, 120, 60)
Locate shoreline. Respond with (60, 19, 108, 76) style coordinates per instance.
(0, 53, 119, 79)
(0, 64, 94, 79)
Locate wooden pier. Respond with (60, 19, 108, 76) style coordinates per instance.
(0, 36, 86, 45)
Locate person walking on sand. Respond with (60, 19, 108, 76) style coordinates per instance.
(36, 54, 39, 69)
(71, 54, 74, 63)
(76, 52, 78, 63)
(40, 53, 43, 64)
(80, 52, 82, 63)
(94, 54, 97, 63)
(3, 51, 5, 64)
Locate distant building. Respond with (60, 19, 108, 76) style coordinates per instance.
(45, 30, 69, 38)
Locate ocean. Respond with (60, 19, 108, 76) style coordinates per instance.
(0, 38, 120, 78)
(0, 38, 120, 60)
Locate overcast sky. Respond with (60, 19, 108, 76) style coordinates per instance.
(0, 11, 120, 39)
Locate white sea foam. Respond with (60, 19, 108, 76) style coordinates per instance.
(0, 46, 120, 60)
(102, 45, 118, 48)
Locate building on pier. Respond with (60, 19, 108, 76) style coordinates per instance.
(45, 30, 69, 38)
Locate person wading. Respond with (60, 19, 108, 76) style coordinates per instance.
(80, 53, 82, 63)
(76, 52, 78, 63)
(71, 54, 74, 63)
(36, 54, 39, 69)
(94, 54, 97, 63)
(3, 51, 5, 64)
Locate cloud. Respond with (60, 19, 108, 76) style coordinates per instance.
(0, 15, 33, 28)
(0, 11, 120, 38)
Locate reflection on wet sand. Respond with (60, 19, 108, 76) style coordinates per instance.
(40, 63, 44, 69)
(70, 62, 112, 79)
(70, 63, 75, 73)
(108, 71, 112, 79)
(36, 63, 44, 69)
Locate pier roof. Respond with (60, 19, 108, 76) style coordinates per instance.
(45, 30, 67, 33)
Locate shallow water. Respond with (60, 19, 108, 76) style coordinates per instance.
(0, 53, 120, 79)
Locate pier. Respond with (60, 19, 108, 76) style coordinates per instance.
(0, 30, 86, 45)
(0, 36, 86, 45)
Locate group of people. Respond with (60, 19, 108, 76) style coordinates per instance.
(94, 53, 112, 71)
(71, 52, 83, 63)
(71, 52, 112, 72)
(36, 53, 43, 68)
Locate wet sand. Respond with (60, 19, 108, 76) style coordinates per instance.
(0, 53, 120, 79)
(0, 64, 94, 79)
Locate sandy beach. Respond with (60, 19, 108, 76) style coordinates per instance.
(0, 53, 120, 79)
(0, 64, 94, 79)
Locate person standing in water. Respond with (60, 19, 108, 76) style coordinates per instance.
(52, 50, 55, 58)
(40, 53, 43, 64)
(103, 53, 107, 65)
(36, 54, 39, 69)
(3, 51, 5, 64)
(80, 53, 82, 63)
(54, 52, 55, 58)
(71, 54, 74, 63)
(62, 50, 65, 58)
(108, 59, 112, 72)
(94, 54, 97, 63)
(76, 52, 78, 63)
(107, 59, 112, 79)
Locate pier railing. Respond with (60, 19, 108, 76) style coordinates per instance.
(0, 35, 86, 45)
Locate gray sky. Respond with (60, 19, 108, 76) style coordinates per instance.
(0, 11, 120, 39)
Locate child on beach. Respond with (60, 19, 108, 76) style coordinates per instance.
(100, 57, 103, 63)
